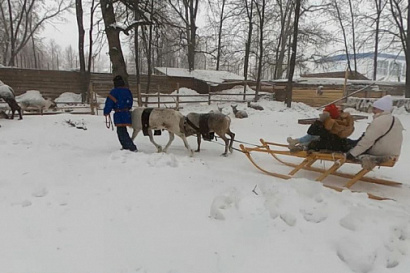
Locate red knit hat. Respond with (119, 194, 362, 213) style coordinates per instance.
(324, 104, 340, 119)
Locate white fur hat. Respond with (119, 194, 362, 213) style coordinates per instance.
(373, 95, 393, 112)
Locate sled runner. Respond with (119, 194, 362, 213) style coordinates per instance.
(239, 139, 401, 200)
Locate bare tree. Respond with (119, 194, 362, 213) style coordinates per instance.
(99, 0, 129, 84)
(1, 0, 72, 66)
(243, 0, 254, 86)
(389, 0, 410, 98)
(254, 0, 266, 101)
(285, 0, 301, 107)
(332, 0, 352, 73)
(168, 0, 199, 71)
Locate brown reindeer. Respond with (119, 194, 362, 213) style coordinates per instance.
(184, 112, 235, 156)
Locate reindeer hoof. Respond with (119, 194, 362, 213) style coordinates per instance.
(157, 146, 163, 152)
(221, 152, 228, 157)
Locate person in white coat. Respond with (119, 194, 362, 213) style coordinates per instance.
(347, 95, 404, 159)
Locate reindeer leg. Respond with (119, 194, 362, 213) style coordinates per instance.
(148, 130, 162, 152)
(219, 135, 230, 156)
(131, 129, 140, 141)
(228, 131, 235, 153)
(163, 131, 175, 153)
(176, 132, 194, 157)
(196, 133, 201, 152)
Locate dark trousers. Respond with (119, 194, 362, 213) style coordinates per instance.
(117, 126, 137, 151)
(307, 121, 350, 152)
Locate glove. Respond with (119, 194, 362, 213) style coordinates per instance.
(319, 111, 330, 122)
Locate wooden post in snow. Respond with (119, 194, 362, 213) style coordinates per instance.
(343, 68, 349, 103)
(208, 85, 211, 105)
(176, 83, 180, 110)
(137, 84, 142, 107)
(157, 85, 160, 108)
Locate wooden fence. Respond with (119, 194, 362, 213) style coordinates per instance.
(1, 67, 405, 113)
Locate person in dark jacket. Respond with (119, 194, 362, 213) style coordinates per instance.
(287, 104, 354, 152)
(104, 75, 137, 151)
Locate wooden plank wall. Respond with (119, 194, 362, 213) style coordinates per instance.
(0, 68, 210, 100)
(0, 68, 83, 99)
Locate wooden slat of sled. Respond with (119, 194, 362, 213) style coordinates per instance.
(239, 141, 400, 200)
(298, 115, 368, 124)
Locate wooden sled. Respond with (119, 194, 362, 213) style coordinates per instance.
(239, 139, 401, 200)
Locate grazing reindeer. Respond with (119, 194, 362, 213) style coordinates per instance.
(184, 112, 235, 156)
(18, 91, 56, 115)
(131, 107, 194, 156)
(231, 105, 248, 119)
(0, 81, 22, 120)
(247, 101, 264, 111)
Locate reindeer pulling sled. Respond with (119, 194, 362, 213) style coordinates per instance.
(239, 139, 401, 200)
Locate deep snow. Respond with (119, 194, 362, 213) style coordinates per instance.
(1, 93, 410, 273)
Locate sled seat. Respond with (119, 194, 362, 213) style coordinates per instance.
(239, 139, 401, 200)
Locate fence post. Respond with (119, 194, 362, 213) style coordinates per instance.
(176, 82, 180, 110)
(89, 81, 95, 115)
(157, 85, 160, 108)
(208, 85, 211, 105)
(343, 68, 349, 103)
(243, 80, 246, 101)
(137, 84, 142, 106)
(94, 90, 99, 115)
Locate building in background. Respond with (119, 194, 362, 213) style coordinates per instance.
(309, 53, 405, 82)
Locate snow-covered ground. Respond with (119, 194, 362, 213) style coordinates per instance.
(1, 94, 410, 273)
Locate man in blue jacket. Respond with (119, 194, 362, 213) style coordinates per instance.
(104, 75, 137, 151)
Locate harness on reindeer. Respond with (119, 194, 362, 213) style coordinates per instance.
(240, 139, 401, 200)
(185, 114, 215, 141)
(141, 108, 162, 136)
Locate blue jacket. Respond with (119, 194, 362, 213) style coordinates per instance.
(103, 87, 133, 126)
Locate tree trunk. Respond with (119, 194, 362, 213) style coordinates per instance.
(100, 0, 129, 85)
(216, 0, 226, 71)
(286, 0, 301, 108)
(146, 0, 154, 95)
(188, 0, 198, 72)
(274, 0, 293, 79)
(243, 0, 253, 92)
(334, 1, 351, 73)
(406, 0, 410, 97)
(255, 0, 265, 102)
(76, 0, 87, 102)
(87, 0, 96, 73)
(348, 0, 357, 76)
(373, 0, 382, 80)
(7, 0, 15, 66)
(134, 8, 140, 85)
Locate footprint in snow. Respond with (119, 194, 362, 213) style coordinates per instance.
(32, 188, 48, 198)
(300, 207, 328, 223)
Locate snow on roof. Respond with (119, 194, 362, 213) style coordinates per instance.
(155, 67, 244, 86)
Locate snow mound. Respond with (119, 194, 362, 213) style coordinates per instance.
(55, 92, 82, 104)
